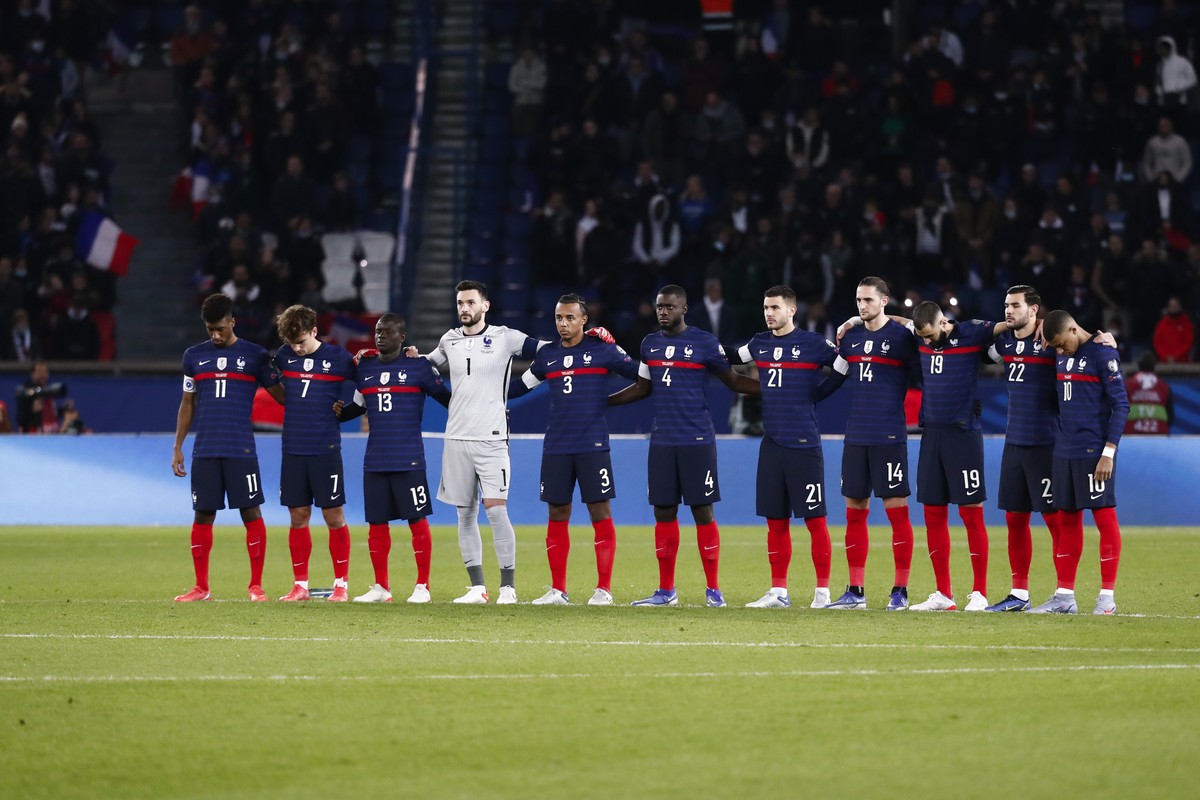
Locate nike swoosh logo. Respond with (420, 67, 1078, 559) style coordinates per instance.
(888, 482, 902, 489)
(198, 360, 211, 365)
(1100, 557, 1115, 562)
(330, 494, 341, 500)
(705, 489, 715, 496)
(362, 376, 375, 381)
(1090, 493, 1104, 500)
(191, 545, 203, 549)
(336, 560, 348, 565)
(650, 348, 661, 353)
(288, 359, 298, 364)
(965, 489, 979, 496)
(851, 343, 862, 349)
(546, 360, 558, 365)
(293, 562, 305, 567)
(248, 540, 261, 547)
(415, 503, 428, 511)
(807, 503, 820, 510)
(1056, 553, 1069, 558)
(546, 544, 557, 550)
(248, 492, 259, 499)
(703, 545, 718, 550)
(758, 349, 768, 354)
(846, 543, 857, 549)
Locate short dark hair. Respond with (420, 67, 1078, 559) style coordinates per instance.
(455, 279, 488, 299)
(377, 312, 407, 335)
(557, 293, 589, 317)
(912, 300, 943, 329)
(1006, 284, 1043, 312)
(858, 276, 890, 297)
(1042, 309, 1073, 341)
(658, 284, 687, 303)
(764, 285, 796, 303)
(201, 293, 233, 323)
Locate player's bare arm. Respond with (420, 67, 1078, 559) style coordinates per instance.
(267, 383, 286, 404)
(717, 367, 761, 396)
(172, 391, 196, 477)
(608, 376, 652, 406)
(1095, 445, 1116, 482)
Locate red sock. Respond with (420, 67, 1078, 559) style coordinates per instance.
(592, 518, 616, 591)
(329, 525, 351, 582)
(190, 523, 213, 591)
(409, 518, 432, 586)
(654, 520, 680, 590)
(766, 518, 792, 589)
(886, 505, 914, 587)
(1093, 507, 1122, 590)
(1055, 510, 1084, 590)
(805, 517, 831, 587)
(367, 523, 391, 590)
(697, 521, 720, 589)
(1042, 510, 1061, 560)
(1006, 511, 1032, 591)
(959, 506, 988, 595)
(546, 519, 571, 593)
(924, 505, 952, 597)
(244, 517, 267, 588)
(845, 507, 869, 587)
(288, 526, 312, 582)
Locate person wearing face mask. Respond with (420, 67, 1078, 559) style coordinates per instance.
(1153, 296, 1194, 364)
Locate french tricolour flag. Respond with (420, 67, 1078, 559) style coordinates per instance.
(76, 211, 139, 276)
(190, 159, 212, 219)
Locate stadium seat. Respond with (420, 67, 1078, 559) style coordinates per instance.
(93, 311, 117, 362)
(357, 230, 396, 265)
(502, 236, 531, 261)
(321, 257, 359, 304)
(504, 213, 533, 237)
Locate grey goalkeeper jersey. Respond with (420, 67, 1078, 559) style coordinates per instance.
(428, 324, 531, 440)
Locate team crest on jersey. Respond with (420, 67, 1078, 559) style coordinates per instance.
(217, 357, 227, 370)
(583, 352, 592, 364)
(322, 360, 331, 372)
(1016, 341, 1025, 354)
(1034, 341, 1042, 352)
(236, 356, 246, 370)
(398, 371, 407, 382)
(482, 335, 493, 351)
(563, 355, 574, 368)
(791, 345, 801, 358)
(684, 346, 694, 359)
(950, 338, 958, 347)
(303, 358, 314, 371)
(773, 347, 784, 360)
(665, 346, 675, 359)
(1079, 358, 1087, 370)
(881, 340, 891, 353)
(864, 341, 873, 354)
(380, 371, 390, 385)
(1108, 359, 1119, 373)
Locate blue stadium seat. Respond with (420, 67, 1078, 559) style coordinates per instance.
(503, 237, 531, 261)
(482, 114, 509, 139)
(468, 234, 498, 261)
(510, 136, 533, 161)
(474, 187, 503, 212)
(480, 138, 508, 163)
(379, 63, 414, 89)
(469, 212, 500, 238)
(504, 213, 533, 237)
(500, 257, 531, 284)
(497, 286, 531, 312)
(477, 164, 503, 189)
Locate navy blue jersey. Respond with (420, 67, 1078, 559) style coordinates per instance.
(918, 319, 995, 430)
(182, 339, 278, 458)
(1055, 341, 1130, 458)
(737, 328, 838, 449)
(355, 356, 445, 471)
(638, 327, 731, 446)
(526, 339, 640, 455)
(836, 320, 921, 445)
(273, 342, 355, 455)
(991, 331, 1058, 446)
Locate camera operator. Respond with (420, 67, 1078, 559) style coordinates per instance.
(15, 361, 68, 434)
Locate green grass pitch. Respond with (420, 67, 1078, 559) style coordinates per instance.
(2, 525, 1198, 799)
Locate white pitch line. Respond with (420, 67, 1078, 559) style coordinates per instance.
(4, 632, 1200, 655)
(2, 664, 1200, 684)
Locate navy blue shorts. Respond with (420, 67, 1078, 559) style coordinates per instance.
(191, 457, 264, 511)
(841, 443, 910, 500)
(1052, 457, 1116, 511)
(998, 443, 1055, 513)
(540, 451, 616, 505)
(756, 438, 826, 519)
(280, 452, 346, 509)
(917, 427, 986, 506)
(648, 443, 720, 507)
(363, 470, 432, 523)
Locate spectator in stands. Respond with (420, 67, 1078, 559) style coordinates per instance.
(531, 189, 575, 285)
(688, 276, 735, 343)
(15, 360, 62, 433)
(271, 155, 317, 234)
(1153, 296, 1194, 364)
(170, 5, 216, 95)
(5, 307, 36, 362)
(1142, 116, 1192, 183)
(1154, 36, 1197, 110)
(322, 171, 358, 232)
(1130, 238, 1173, 344)
(1064, 263, 1103, 333)
(574, 119, 619, 199)
(1136, 169, 1191, 243)
(0, 255, 22, 338)
(913, 187, 957, 287)
(786, 106, 829, 174)
(508, 45, 547, 138)
(574, 62, 615, 130)
(955, 172, 999, 284)
(0, 399, 11, 433)
(612, 54, 662, 156)
(49, 292, 99, 360)
(640, 92, 686, 189)
(680, 37, 725, 112)
(691, 90, 746, 176)
(631, 194, 681, 292)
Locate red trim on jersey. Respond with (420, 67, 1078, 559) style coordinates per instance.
(919, 345, 983, 355)
(361, 386, 424, 394)
(194, 371, 258, 382)
(1002, 356, 1055, 365)
(646, 360, 706, 369)
(1058, 374, 1100, 382)
(546, 367, 610, 379)
(753, 361, 820, 369)
(845, 355, 903, 367)
(281, 371, 345, 382)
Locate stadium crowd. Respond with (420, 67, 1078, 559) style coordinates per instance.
(486, 0, 1199, 363)
(0, 0, 118, 364)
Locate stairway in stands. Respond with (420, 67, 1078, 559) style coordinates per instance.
(406, 0, 481, 351)
(89, 68, 196, 362)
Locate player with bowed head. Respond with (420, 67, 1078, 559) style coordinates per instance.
(272, 305, 357, 602)
(608, 285, 760, 607)
(173, 294, 284, 602)
(728, 285, 841, 608)
(509, 294, 641, 605)
(1030, 310, 1129, 615)
(335, 314, 450, 603)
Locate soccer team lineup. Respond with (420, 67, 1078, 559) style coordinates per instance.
(173, 275, 1129, 615)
